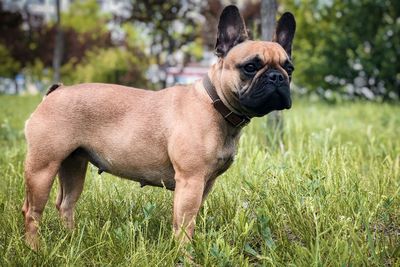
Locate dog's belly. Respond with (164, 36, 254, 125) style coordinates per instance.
(113, 167, 176, 190)
(77, 147, 176, 190)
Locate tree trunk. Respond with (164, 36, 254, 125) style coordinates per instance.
(261, 0, 284, 151)
(53, 0, 63, 83)
(14, 77, 19, 95)
(261, 0, 277, 40)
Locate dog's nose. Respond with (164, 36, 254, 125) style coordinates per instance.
(267, 70, 285, 85)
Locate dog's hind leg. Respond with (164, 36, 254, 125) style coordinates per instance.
(23, 155, 60, 250)
(55, 152, 88, 229)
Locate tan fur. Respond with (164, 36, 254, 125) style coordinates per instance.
(211, 41, 289, 116)
(22, 40, 288, 250)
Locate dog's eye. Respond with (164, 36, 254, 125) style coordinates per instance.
(243, 63, 257, 74)
(285, 65, 294, 76)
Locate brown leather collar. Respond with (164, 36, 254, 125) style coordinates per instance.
(203, 75, 250, 128)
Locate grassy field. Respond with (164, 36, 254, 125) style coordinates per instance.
(0, 94, 399, 266)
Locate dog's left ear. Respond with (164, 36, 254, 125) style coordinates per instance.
(274, 12, 296, 58)
(215, 5, 248, 58)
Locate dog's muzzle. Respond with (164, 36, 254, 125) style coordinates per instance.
(239, 69, 292, 116)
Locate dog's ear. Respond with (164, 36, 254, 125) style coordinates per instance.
(274, 12, 296, 58)
(215, 5, 248, 58)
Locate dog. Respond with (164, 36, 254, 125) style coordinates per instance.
(22, 5, 296, 250)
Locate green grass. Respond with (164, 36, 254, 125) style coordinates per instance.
(0, 95, 399, 266)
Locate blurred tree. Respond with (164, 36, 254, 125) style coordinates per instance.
(0, 44, 21, 93)
(284, 0, 400, 101)
(0, 4, 32, 65)
(61, 21, 149, 88)
(53, 0, 63, 83)
(58, 0, 112, 67)
(62, 46, 148, 87)
(59, 0, 148, 88)
(242, 1, 262, 39)
(261, 0, 285, 150)
(200, 0, 222, 50)
(0, 4, 30, 93)
(261, 0, 277, 40)
(0, 0, 113, 90)
(128, 0, 203, 87)
(61, 0, 110, 37)
(201, 0, 261, 49)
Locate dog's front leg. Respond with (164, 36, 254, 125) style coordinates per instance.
(173, 175, 205, 242)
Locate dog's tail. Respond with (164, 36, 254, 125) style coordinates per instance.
(45, 83, 63, 96)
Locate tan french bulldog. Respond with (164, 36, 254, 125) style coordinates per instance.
(22, 5, 296, 250)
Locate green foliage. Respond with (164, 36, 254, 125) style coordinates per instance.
(182, 37, 204, 61)
(128, 0, 203, 87)
(284, 0, 400, 101)
(58, 2, 149, 88)
(61, 46, 148, 87)
(0, 96, 399, 265)
(0, 43, 20, 78)
(61, 0, 109, 37)
(122, 23, 148, 50)
(23, 59, 54, 89)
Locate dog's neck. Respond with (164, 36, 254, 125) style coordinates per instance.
(202, 75, 250, 128)
(207, 63, 254, 121)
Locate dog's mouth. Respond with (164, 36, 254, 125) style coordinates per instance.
(239, 84, 291, 117)
(238, 69, 292, 117)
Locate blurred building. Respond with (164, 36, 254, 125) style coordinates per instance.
(166, 64, 208, 87)
(165, 51, 216, 87)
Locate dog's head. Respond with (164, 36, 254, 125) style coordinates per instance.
(210, 5, 296, 117)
